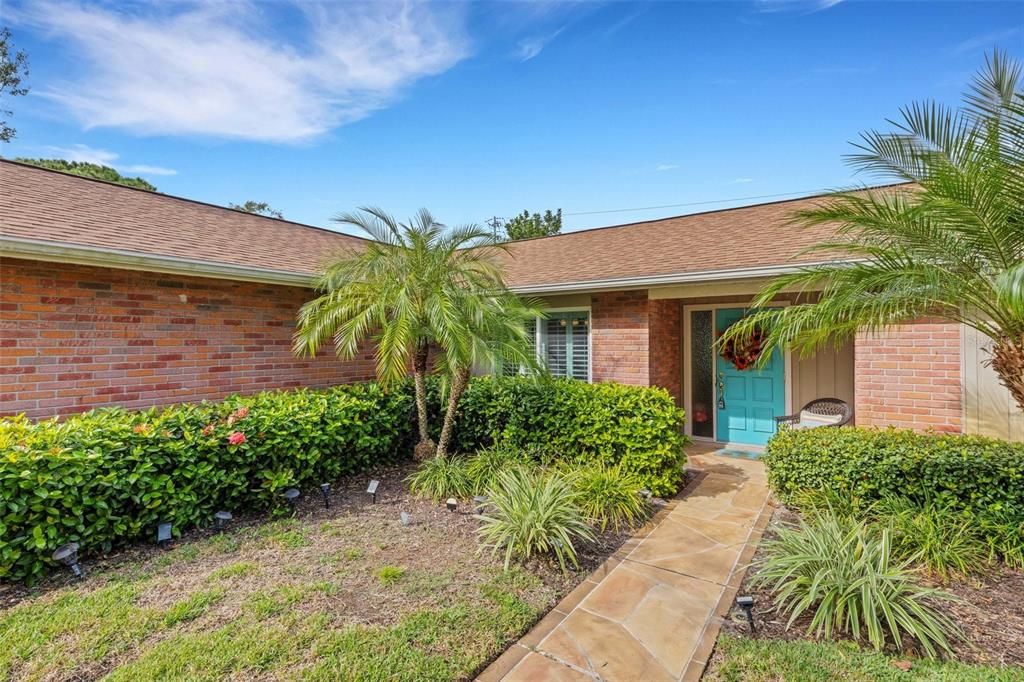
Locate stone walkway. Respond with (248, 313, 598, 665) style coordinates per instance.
(477, 447, 773, 682)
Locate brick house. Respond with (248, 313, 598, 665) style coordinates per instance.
(2, 160, 1020, 443)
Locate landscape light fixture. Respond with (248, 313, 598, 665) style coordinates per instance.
(283, 488, 301, 514)
(52, 542, 83, 579)
(473, 496, 488, 514)
(446, 498, 457, 513)
(320, 483, 332, 509)
(214, 511, 233, 532)
(367, 479, 380, 504)
(400, 511, 411, 526)
(736, 595, 756, 632)
(157, 522, 173, 549)
(639, 489, 652, 500)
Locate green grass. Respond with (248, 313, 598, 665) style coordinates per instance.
(707, 635, 1021, 682)
(376, 565, 406, 587)
(0, 493, 566, 681)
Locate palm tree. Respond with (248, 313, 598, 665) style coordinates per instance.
(293, 208, 540, 459)
(721, 51, 1024, 411)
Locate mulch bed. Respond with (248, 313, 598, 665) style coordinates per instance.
(1, 463, 632, 611)
(717, 505, 1024, 668)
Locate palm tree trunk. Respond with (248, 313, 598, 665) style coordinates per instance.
(990, 335, 1024, 414)
(435, 366, 471, 459)
(412, 342, 435, 461)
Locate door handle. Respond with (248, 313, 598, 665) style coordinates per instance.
(717, 371, 726, 409)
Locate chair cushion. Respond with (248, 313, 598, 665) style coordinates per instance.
(792, 410, 844, 429)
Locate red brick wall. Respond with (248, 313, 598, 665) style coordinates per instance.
(854, 320, 963, 432)
(589, 290, 682, 404)
(648, 298, 681, 404)
(591, 290, 650, 386)
(1, 258, 377, 419)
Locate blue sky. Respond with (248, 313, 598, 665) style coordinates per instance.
(3, 0, 1021, 235)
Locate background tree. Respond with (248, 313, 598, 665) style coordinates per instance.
(0, 27, 29, 143)
(721, 51, 1024, 411)
(503, 209, 562, 241)
(293, 208, 540, 460)
(15, 158, 157, 191)
(230, 200, 283, 219)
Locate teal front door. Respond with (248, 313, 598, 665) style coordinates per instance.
(714, 308, 785, 446)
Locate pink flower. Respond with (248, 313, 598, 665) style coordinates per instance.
(202, 424, 215, 436)
(234, 407, 249, 419)
(226, 415, 237, 426)
(133, 424, 151, 435)
(228, 431, 246, 446)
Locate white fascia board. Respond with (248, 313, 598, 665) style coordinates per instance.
(1, 236, 315, 287)
(509, 260, 853, 295)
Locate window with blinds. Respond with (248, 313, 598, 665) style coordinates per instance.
(540, 311, 589, 381)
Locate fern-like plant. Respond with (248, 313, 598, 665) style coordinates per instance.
(465, 444, 535, 495)
(754, 510, 960, 658)
(873, 496, 991, 580)
(567, 464, 648, 532)
(406, 455, 472, 501)
(476, 468, 594, 572)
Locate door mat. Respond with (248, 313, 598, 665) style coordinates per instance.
(712, 448, 763, 460)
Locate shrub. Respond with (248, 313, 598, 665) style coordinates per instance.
(438, 376, 688, 497)
(464, 443, 535, 495)
(566, 464, 648, 532)
(765, 427, 1024, 519)
(476, 468, 594, 572)
(754, 509, 960, 658)
(873, 496, 991, 580)
(376, 565, 406, 586)
(0, 384, 414, 583)
(975, 507, 1024, 569)
(406, 455, 472, 501)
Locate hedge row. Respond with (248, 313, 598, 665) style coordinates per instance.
(1, 377, 687, 582)
(764, 426, 1024, 517)
(434, 376, 688, 498)
(0, 384, 413, 583)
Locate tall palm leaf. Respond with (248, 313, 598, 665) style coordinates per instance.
(722, 51, 1024, 411)
(293, 207, 541, 459)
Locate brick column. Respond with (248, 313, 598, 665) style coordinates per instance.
(854, 320, 962, 432)
(648, 299, 682, 404)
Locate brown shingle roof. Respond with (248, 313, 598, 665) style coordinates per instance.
(2, 159, 896, 291)
(0, 159, 365, 276)
(498, 192, 857, 290)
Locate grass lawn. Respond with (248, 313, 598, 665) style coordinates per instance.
(0, 465, 619, 681)
(706, 635, 1023, 682)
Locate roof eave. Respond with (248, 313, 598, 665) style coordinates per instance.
(0, 236, 315, 287)
(508, 260, 850, 295)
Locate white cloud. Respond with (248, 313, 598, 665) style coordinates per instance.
(952, 27, 1022, 55)
(516, 27, 564, 61)
(44, 144, 178, 176)
(656, 164, 680, 172)
(12, 1, 469, 143)
(755, 0, 844, 13)
(730, 177, 754, 184)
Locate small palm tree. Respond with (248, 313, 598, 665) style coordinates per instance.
(293, 208, 539, 459)
(722, 51, 1024, 411)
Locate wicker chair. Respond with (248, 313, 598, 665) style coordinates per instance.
(775, 398, 853, 429)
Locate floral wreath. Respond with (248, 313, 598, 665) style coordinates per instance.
(719, 327, 767, 371)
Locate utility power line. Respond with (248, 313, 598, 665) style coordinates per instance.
(561, 188, 832, 218)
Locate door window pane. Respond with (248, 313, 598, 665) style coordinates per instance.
(690, 310, 714, 438)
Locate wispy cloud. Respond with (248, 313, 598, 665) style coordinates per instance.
(44, 144, 177, 176)
(952, 26, 1022, 55)
(755, 0, 844, 13)
(10, 1, 469, 143)
(730, 177, 754, 184)
(656, 163, 680, 172)
(516, 27, 565, 61)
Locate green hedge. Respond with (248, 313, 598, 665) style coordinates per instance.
(437, 377, 688, 498)
(0, 385, 413, 583)
(764, 426, 1024, 516)
(1, 377, 687, 583)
